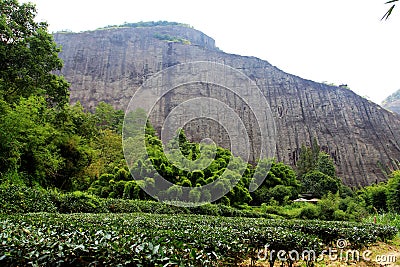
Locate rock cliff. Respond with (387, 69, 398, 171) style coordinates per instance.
(382, 89, 400, 114)
(53, 25, 400, 186)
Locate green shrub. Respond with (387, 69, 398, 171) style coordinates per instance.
(360, 182, 388, 212)
(333, 209, 348, 221)
(260, 203, 281, 215)
(109, 180, 126, 198)
(0, 171, 27, 186)
(298, 204, 319, 219)
(99, 173, 114, 185)
(0, 183, 57, 214)
(302, 171, 340, 198)
(56, 191, 107, 213)
(268, 185, 293, 205)
(123, 180, 141, 199)
(189, 203, 220, 216)
(220, 196, 231, 206)
(102, 198, 141, 213)
(188, 188, 201, 203)
(1, 213, 395, 266)
(317, 192, 340, 220)
(217, 204, 237, 217)
(387, 171, 400, 213)
(115, 168, 129, 181)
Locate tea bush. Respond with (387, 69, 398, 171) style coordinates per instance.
(0, 213, 396, 266)
(0, 184, 57, 214)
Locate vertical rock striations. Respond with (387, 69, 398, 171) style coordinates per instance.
(54, 25, 400, 186)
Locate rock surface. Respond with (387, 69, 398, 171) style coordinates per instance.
(382, 89, 400, 114)
(54, 25, 400, 186)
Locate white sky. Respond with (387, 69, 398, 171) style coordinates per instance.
(21, 0, 400, 104)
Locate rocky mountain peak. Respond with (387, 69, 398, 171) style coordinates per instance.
(53, 23, 400, 187)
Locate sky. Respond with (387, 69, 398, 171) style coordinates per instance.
(20, 0, 400, 105)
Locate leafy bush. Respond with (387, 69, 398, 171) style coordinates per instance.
(0, 184, 57, 214)
(0, 183, 274, 218)
(302, 171, 340, 198)
(317, 192, 340, 220)
(298, 204, 320, 220)
(100, 198, 141, 213)
(387, 171, 400, 213)
(359, 182, 388, 212)
(55, 191, 108, 213)
(333, 209, 349, 221)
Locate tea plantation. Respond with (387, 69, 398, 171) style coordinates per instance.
(0, 213, 397, 266)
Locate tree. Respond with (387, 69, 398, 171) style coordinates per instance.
(94, 102, 124, 133)
(296, 145, 316, 180)
(296, 140, 340, 198)
(0, 96, 63, 186)
(302, 170, 340, 198)
(251, 160, 300, 205)
(0, 0, 70, 105)
(360, 183, 388, 212)
(382, 0, 398, 20)
(317, 152, 336, 178)
(387, 170, 400, 212)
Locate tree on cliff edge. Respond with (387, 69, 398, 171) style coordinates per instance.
(0, 0, 69, 106)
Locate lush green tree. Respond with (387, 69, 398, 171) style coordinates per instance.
(0, 96, 63, 186)
(297, 139, 337, 179)
(251, 160, 300, 205)
(0, 0, 70, 105)
(296, 145, 315, 180)
(302, 170, 340, 198)
(95, 129, 124, 170)
(359, 183, 388, 212)
(298, 204, 320, 220)
(94, 102, 124, 133)
(0, 1, 129, 191)
(189, 187, 201, 202)
(267, 185, 292, 205)
(317, 152, 336, 178)
(54, 102, 98, 139)
(387, 170, 400, 212)
(317, 192, 340, 220)
(296, 140, 342, 198)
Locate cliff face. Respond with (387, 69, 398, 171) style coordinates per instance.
(54, 25, 400, 186)
(382, 89, 400, 114)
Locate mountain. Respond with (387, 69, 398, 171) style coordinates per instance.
(53, 23, 400, 187)
(382, 89, 400, 114)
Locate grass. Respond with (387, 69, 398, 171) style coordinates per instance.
(363, 213, 400, 236)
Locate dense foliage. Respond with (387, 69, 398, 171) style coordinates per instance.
(0, 213, 396, 266)
(153, 33, 191, 44)
(98, 21, 191, 30)
(296, 139, 350, 198)
(0, 0, 70, 105)
(359, 170, 400, 214)
(0, 183, 272, 218)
